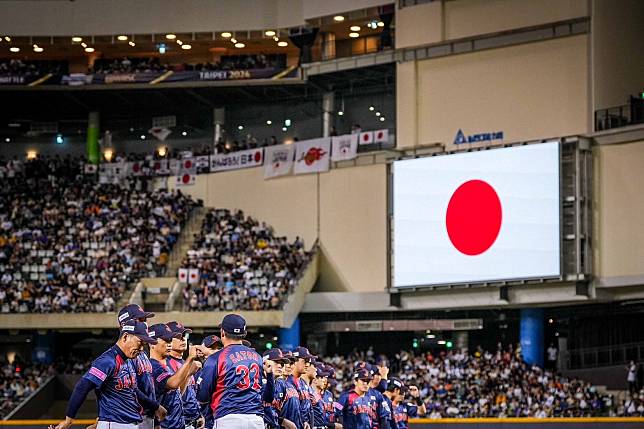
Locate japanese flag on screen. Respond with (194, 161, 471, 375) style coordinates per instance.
(178, 268, 188, 283)
(393, 142, 561, 287)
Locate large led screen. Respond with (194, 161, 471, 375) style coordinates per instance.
(393, 142, 560, 287)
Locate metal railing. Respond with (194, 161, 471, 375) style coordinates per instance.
(562, 341, 644, 370)
(595, 97, 644, 131)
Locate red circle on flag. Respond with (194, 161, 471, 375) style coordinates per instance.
(363, 134, 369, 141)
(254, 151, 262, 162)
(377, 132, 383, 139)
(132, 164, 140, 172)
(184, 160, 192, 169)
(446, 179, 502, 256)
(182, 174, 191, 184)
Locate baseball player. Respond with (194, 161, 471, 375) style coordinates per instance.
(319, 365, 338, 426)
(291, 347, 316, 429)
(386, 381, 424, 429)
(365, 364, 392, 429)
(336, 370, 378, 429)
(149, 324, 202, 429)
(196, 314, 264, 429)
(270, 350, 302, 429)
(166, 322, 204, 429)
(195, 335, 222, 429)
(49, 320, 159, 429)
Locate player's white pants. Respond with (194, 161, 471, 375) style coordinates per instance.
(97, 421, 139, 429)
(212, 414, 263, 429)
(138, 417, 154, 429)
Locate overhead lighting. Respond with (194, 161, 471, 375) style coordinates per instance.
(338, 111, 344, 116)
(380, 117, 385, 122)
(117, 35, 128, 41)
(5, 36, 11, 42)
(350, 26, 361, 31)
(55, 134, 64, 144)
(266, 120, 272, 125)
(349, 32, 360, 38)
(234, 42, 245, 48)
(103, 149, 114, 162)
(437, 340, 446, 345)
(221, 32, 232, 38)
(277, 41, 288, 47)
(81, 42, 87, 48)
(165, 34, 176, 40)
(282, 127, 287, 132)
(72, 36, 82, 43)
(284, 119, 291, 127)
(140, 135, 146, 140)
(333, 15, 345, 22)
(176, 40, 183, 45)
(265, 30, 276, 37)
(128, 41, 136, 47)
(158, 43, 166, 54)
(157, 146, 167, 157)
(181, 131, 187, 136)
(375, 111, 381, 116)
(9, 47, 19, 53)
(369, 106, 375, 111)
(84, 47, 95, 53)
(377, 21, 385, 27)
(4, 138, 10, 143)
(273, 36, 279, 42)
(181, 44, 192, 50)
(26, 150, 37, 160)
(33, 46, 43, 53)
(238, 125, 244, 130)
(230, 38, 237, 44)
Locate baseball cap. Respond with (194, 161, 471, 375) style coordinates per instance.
(120, 320, 158, 344)
(263, 348, 289, 363)
(167, 321, 192, 336)
(353, 369, 372, 381)
(292, 346, 316, 361)
(315, 362, 329, 377)
(202, 335, 222, 349)
(281, 351, 296, 362)
(148, 323, 181, 342)
(388, 377, 408, 392)
(325, 364, 336, 379)
(219, 314, 247, 336)
(117, 304, 154, 325)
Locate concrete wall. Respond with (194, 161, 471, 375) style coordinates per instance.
(397, 35, 589, 149)
(594, 140, 644, 285)
(592, 0, 644, 110)
(395, 0, 588, 49)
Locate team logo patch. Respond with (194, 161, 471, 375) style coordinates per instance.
(122, 325, 134, 332)
(89, 367, 107, 382)
(118, 312, 129, 322)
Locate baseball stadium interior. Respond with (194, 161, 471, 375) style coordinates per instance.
(0, 1, 644, 428)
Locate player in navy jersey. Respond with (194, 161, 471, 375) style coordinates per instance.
(318, 365, 338, 427)
(166, 322, 204, 429)
(280, 351, 305, 429)
(49, 321, 158, 429)
(267, 350, 299, 429)
(196, 314, 264, 429)
(195, 335, 222, 429)
(364, 364, 391, 429)
(149, 324, 202, 429)
(336, 370, 378, 429)
(291, 347, 316, 429)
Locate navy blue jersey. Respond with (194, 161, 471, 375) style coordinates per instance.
(311, 389, 326, 426)
(368, 387, 391, 429)
(337, 390, 376, 429)
(82, 346, 143, 424)
(275, 377, 303, 429)
(194, 367, 213, 429)
(393, 403, 418, 429)
(196, 344, 263, 420)
(295, 377, 314, 427)
(321, 390, 336, 423)
(167, 356, 201, 423)
(262, 375, 279, 428)
(151, 358, 184, 429)
(383, 395, 395, 429)
(134, 352, 156, 417)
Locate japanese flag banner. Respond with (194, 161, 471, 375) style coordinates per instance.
(178, 268, 188, 283)
(393, 141, 561, 287)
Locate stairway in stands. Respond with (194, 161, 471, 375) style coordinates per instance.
(141, 206, 207, 312)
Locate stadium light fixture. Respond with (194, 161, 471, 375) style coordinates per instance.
(128, 41, 136, 47)
(284, 119, 291, 127)
(157, 146, 167, 157)
(230, 38, 237, 43)
(234, 42, 245, 48)
(349, 32, 360, 38)
(338, 111, 344, 116)
(437, 340, 446, 345)
(55, 134, 64, 144)
(238, 125, 244, 130)
(5, 138, 10, 143)
(266, 120, 272, 125)
(333, 15, 345, 22)
(140, 135, 146, 140)
(81, 42, 87, 48)
(33, 46, 43, 53)
(176, 40, 183, 45)
(26, 150, 37, 160)
(350, 26, 361, 31)
(369, 106, 375, 111)
(375, 111, 381, 116)
(181, 44, 191, 50)
(377, 21, 385, 27)
(221, 32, 232, 38)
(265, 30, 276, 37)
(158, 43, 166, 54)
(282, 127, 287, 132)
(9, 47, 19, 53)
(165, 34, 176, 40)
(380, 117, 385, 122)
(273, 36, 279, 42)
(277, 41, 288, 47)
(117, 35, 128, 41)
(103, 149, 114, 162)
(5, 36, 11, 42)
(182, 131, 187, 136)
(84, 47, 95, 53)
(72, 36, 82, 43)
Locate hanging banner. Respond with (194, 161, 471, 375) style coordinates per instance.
(331, 134, 358, 162)
(210, 148, 263, 173)
(294, 137, 331, 175)
(264, 144, 295, 179)
(176, 158, 197, 186)
(374, 129, 389, 144)
(358, 131, 374, 145)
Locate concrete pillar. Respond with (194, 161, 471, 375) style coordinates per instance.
(322, 91, 335, 137)
(213, 107, 225, 152)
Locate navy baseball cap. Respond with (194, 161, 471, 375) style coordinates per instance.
(292, 346, 316, 361)
(120, 320, 158, 344)
(202, 335, 222, 349)
(220, 314, 247, 336)
(148, 323, 181, 342)
(117, 304, 154, 325)
(281, 351, 296, 362)
(263, 348, 289, 363)
(388, 377, 408, 392)
(325, 364, 336, 378)
(353, 369, 372, 381)
(167, 321, 192, 336)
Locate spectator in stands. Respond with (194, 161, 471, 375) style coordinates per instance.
(627, 360, 638, 394)
(180, 208, 310, 311)
(0, 361, 54, 419)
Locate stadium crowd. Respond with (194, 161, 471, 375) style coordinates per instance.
(0, 59, 68, 78)
(0, 155, 199, 313)
(0, 362, 55, 419)
(181, 208, 310, 311)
